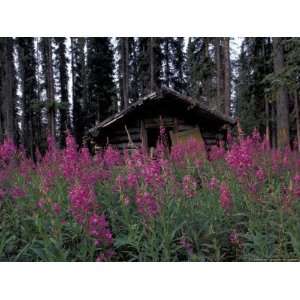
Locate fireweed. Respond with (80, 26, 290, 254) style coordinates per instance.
(0, 131, 300, 261)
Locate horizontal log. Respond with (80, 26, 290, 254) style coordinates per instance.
(177, 125, 195, 132)
(108, 133, 141, 144)
(144, 117, 178, 128)
(105, 127, 141, 136)
(113, 142, 142, 150)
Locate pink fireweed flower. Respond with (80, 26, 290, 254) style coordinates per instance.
(225, 138, 254, 177)
(251, 128, 261, 144)
(115, 175, 126, 192)
(179, 237, 193, 255)
(292, 174, 300, 197)
(142, 160, 164, 188)
(52, 203, 61, 215)
(88, 213, 113, 246)
(209, 144, 225, 161)
(135, 191, 159, 218)
(61, 133, 78, 180)
(219, 182, 232, 211)
(159, 126, 166, 137)
(208, 176, 219, 190)
(227, 131, 233, 146)
(0, 138, 17, 164)
(182, 175, 197, 198)
(127, 173, 138, 188)
(122, 195, 130, 206)
(79, 147, 92, 165)
(229, 230, 241, 247)
(37, 199, 46, 209)
(103, 146, 121, 168)
(171, 138, 205, 164)
(69, 184, 96, 223)
(10, 187, 26, 200)
(255, 167, 266, 182)
(282, 146, 290, 167)
(96, 249, 115, 262)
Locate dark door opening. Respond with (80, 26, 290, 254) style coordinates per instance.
(147, 127, 172, 150)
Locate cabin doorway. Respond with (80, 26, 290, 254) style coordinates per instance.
(147, 127, 172, 150)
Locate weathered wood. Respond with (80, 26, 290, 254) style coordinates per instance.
(108, 133, 141, 144)
(112, 142, 141, 150)
(204, 138, 218, 146)
(144, 117, 176, 128)
(87, 87, 235, 154)
(110, 127, 140, 136)
(170, 127, 205, 146)
(140, 120, 148, 150)
(177, 124, 195, 132)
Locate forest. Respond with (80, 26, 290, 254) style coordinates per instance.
(0, 37, 299, 156)
(1, 37, 300, 262)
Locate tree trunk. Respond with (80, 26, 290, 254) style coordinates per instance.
(41, 38, 56, 137)
(1, 38, 16, 142)
(294, 90, 300, 151)
(270, 100, 277, 148)
(223, 37, 231, 116)
(273, 37, 290, 149)
(55, 38, 70, 147)
(265, 96, 270, 149)
(203, 38, 210, 105)
(150, 37, 155, 92)
(120, 38, 129, 109)
(214, 38, 222, 111)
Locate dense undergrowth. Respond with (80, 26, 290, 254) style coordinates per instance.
(0, 129, 300, 261)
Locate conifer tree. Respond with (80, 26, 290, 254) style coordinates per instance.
(39, 37, 56, 138)
(273, 37, 290, 148)
(71, 37, 88, 146)
(54, 37, 70, 147)
(161, 37, 186, 93)
(16, 38, 42, 157)
(186, 38, 214, 104)
(86, 38, 116, 125)
(0, 38, 17, 143)
(235, 38, 273, 135)
(137, 37, 162, 95)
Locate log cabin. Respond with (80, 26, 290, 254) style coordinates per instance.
(87, 87, 236, 154)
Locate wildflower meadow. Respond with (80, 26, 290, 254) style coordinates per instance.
(0, 130, 300, 261)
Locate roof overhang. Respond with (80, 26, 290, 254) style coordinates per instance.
(88, 87, 236, 136)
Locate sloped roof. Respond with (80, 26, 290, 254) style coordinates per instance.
(88, 87, 236, 135)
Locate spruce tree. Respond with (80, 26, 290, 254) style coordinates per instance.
(86, 38, 116, 125)
(71, 37, 87, 146)
(186, 38, 214, 104)
(171, 37, 186, 93)
(128, 38, 139, 101)
(0, 38, 17, 143)
(16, 38, 42, 157)
(39, 37, 56, 138)
(54, 37, 70, 147)
(235, 38, 273, 136)
(137, 37, 162, 95)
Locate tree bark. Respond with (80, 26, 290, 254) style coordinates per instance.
(273, 37, 290, 149)
(120, 38, 129, 109)
(214, 38, 222, 111)
(223, 37, 231, 116)
(294, 90, 300, 151)
(265, 96, 270, 149)
(41, 38, 56, 137)
(150, 37, 155, 92)
(1, 38, 16, 142)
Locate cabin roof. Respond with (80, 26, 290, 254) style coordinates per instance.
(88, 87, 236, 135)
